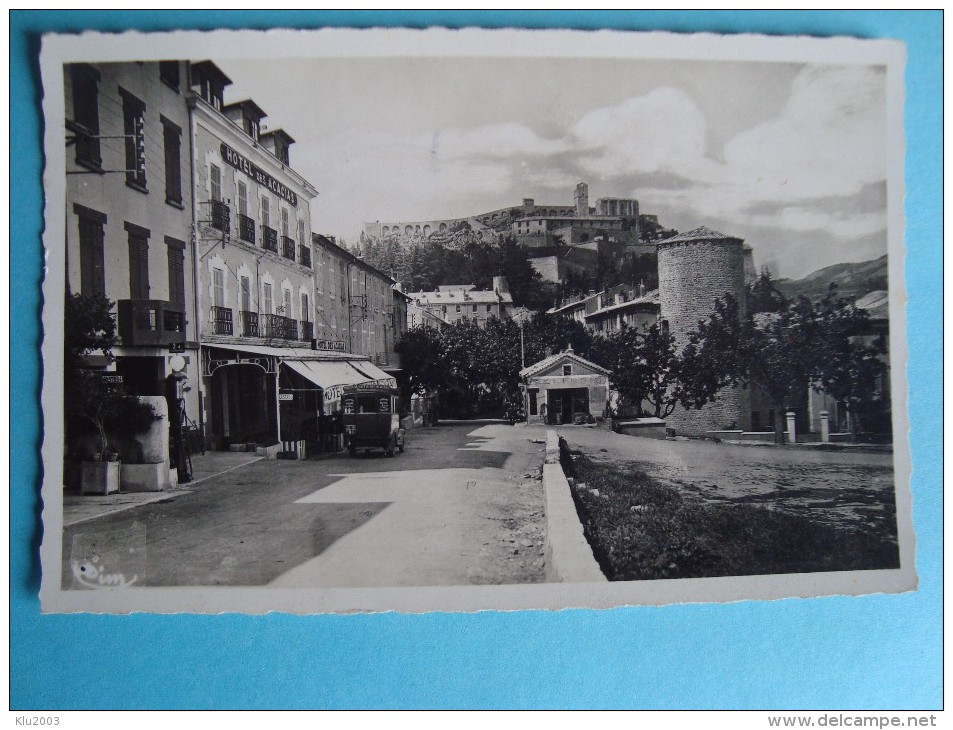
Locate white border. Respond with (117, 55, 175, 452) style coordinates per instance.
(39, 27, 913, 614)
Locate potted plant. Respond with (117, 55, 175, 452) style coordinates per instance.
(64, 293, 159, 494)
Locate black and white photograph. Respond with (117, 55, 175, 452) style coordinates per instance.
(39, 27, 914, 613)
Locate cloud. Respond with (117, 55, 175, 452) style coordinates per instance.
(302, 64, 888, 276)
(571, 87, 708, 177)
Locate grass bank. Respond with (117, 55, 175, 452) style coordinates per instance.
(568, 451, 900, 581)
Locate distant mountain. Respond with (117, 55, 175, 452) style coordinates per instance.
(773, 255, 888, 300)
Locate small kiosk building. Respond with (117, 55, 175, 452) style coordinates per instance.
(520, 347, 610, 425)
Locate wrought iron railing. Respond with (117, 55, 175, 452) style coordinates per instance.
(281, 236, 296, 261)
(211, 305, 233, 335)
(241, 310, 259, 338)
(262, 226, 278, 253)
(116, 299, 186, 346)
(298, 245, 312, 268)
(299, 320, 314, 342)
(238, 213, 256, 244)
(260, 313, 295, 340)
(210, 200, 230, 232)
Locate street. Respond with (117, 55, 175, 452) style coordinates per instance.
(62, 423, 547, 589)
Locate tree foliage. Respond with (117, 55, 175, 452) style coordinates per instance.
(65, 293, 160, 461)
(682, 274, 889, 442)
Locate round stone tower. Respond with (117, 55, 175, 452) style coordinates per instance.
(657, 227, 749, 436)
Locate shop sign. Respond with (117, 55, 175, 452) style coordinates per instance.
(314, 339, 346, 352)
(220, 143, 299, 206)
(278, 393, 294, 401)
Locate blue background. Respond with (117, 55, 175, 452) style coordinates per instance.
(10, 11, 941, 709)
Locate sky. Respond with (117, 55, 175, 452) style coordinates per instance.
(218, 55, 889, 280)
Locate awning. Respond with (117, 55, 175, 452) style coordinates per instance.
(282, 358, 397, 408)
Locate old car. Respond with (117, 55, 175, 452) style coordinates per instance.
(342, 383, 405, 457)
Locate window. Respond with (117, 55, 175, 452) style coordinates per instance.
(125, 222, 150, 300)
(300, 293, 310, 323)
(237, 182, 247, 216)
(455, 304, 461, 313)
(261, 197, 270, 229)
(297, 220, 305, 247)
(210, 164, 222, 202)
(242, 115, 259, 141)
(281, 208, 290, 238)
(240, 276, 251, 313)
(159, 61, 179, 90)
(472, 304, 478, 313)
(263, 283, 273, 314)
(120, 88, 147, 190)
(563, 364, 572, 376)
(75, 204, 106, 296)
(487, 304, 492, 313)
(69, 64, 101, 170)
(161, 117, 182, 205)
(529, 389, 538, 416)
(166, 238, 186, 307)
(213, 268, 225, 308)
(283, 289, 292, 318)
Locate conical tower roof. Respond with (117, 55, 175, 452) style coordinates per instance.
(657, 226, 743, 245)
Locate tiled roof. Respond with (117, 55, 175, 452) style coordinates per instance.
(657, 226, 742, 244)
(410, 288, 513, 304)
(585, 289, 660, 318)
(519, 348, 611, 378)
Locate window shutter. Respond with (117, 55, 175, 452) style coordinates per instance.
(166, 243, 185, 306)
(79, 217, 105, 296)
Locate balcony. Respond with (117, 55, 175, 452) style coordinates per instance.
(299, 320, 314, 342)
(262, 226, 278, 253)
(298, 245, 312, 268)
(260, 313, 295, 340)
(241, 310, 259, 337)
(210, 200, 230, 232)
(117, 299, 186, 347)
(211, 306, 233, 335)
(238, 213, 256, 244)
(281, 236, 296, 261)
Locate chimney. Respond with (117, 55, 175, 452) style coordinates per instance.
(639, 280, 646, 297)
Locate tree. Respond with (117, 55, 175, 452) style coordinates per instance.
(65, 293, 159, 461)
(683, 276, 889, 443)
(812, 287, 889, 438)
(394, 325, 447, 397)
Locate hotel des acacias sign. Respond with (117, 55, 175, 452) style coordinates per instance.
(220, 143, 299, 207)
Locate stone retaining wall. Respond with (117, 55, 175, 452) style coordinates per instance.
(542, 430, 606, 583)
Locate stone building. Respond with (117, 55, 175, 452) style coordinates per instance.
(408, 277, 514, 328)
(64, 60, 198, 486)
(520, 347, 610, 425)
(310, 233, 406, 370)
(657, 227, 750, 435)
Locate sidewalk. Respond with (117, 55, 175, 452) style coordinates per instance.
(63, 451, 262, 527)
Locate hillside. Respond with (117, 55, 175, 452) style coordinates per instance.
(774, 255, 888, 300)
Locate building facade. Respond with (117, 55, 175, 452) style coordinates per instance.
(520, 348, 610, 425)
(65, 60, 199, 484)
(189, 61, 327, 451)
(311, 233, 407, 372)
(407, 277, 514, 327)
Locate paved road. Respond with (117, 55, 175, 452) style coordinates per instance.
(62, 424, 547, 589)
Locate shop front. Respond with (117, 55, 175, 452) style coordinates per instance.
(520, 347, 610, 425)
(202, 343, 396, 453)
